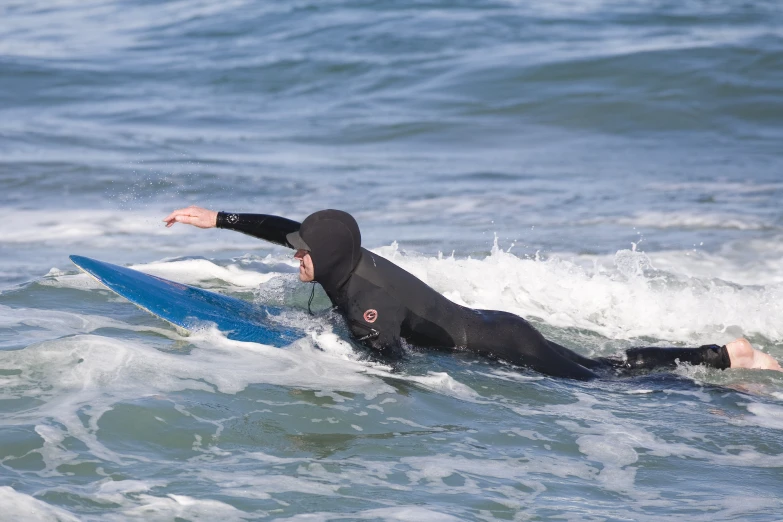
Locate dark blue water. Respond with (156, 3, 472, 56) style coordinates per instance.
(2, 1, 783, 520)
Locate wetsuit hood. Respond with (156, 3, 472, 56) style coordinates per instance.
(294, 209, 362, 292)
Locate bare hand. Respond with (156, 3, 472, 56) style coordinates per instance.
(163, 206, 218, 229)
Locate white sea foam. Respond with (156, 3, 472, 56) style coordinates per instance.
(401, 372, 482, 401)
(744, 403, 783, 431)
(551, 232, 783, 287)
(0, 486, 80, 522)
(130, 258, 279, 289)
(279, 506, 463, 521)
(198, 470, 339, 497)
(646, 237, 783, 286)
(111, 494, 249, 521)
(370, 242, 783, 350)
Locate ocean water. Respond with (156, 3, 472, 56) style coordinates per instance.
(2, 0, 783, 520)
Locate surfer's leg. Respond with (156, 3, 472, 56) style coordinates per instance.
(465, 310, 599, 380)
(546, 340, 607, 370)
(602, 338, 782, 374)
(619, 344, 730, 372)
(724, 338, 782, 371)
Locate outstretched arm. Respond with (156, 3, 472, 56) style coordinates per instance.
(164, 206, 301, 248)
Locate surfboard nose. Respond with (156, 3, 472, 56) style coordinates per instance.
(70, 255, 102, 275)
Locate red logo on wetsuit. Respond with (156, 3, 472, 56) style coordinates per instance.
(363, 309, 378, 323)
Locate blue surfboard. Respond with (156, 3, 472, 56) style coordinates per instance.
(70, 255, 300, 346)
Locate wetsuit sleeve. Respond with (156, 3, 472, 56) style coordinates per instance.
(361, 324, 405, 360)
(216, 212, 300, 248)
(345, 284, 406, 360)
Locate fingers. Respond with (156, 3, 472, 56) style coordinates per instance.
(163, 208, 191, 227)
(163, 206, 195, 224)
(162, 206, 216, 229)
(166, 214, 194, 227)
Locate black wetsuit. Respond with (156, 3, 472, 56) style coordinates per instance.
(217, 210, 731, 380)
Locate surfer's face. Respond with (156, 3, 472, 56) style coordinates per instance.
(294, 249, 315, 282)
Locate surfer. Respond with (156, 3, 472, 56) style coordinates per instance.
(164, 206, 782, 380)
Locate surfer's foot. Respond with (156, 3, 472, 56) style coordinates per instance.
(726, 338, 783, 372)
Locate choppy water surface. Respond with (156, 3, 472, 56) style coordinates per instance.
(2, 0, 783, 520)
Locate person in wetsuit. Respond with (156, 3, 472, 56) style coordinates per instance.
(164, 206, 783, 380)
